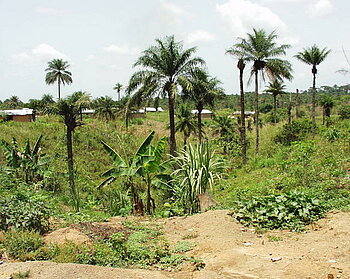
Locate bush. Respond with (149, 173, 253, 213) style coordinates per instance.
(233, 191, 326, 231)
(338, 104, 350, 119)
(0, 191, 51, 234)
(1, 230, 44, 260)
(274, 119, 313, 145)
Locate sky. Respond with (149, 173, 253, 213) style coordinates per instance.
(0, 0, 349, 102)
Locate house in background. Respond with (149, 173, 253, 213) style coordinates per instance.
(0, 108, 36, 122)
(191, 109, 213, 119)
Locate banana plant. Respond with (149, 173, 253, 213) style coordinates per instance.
(99, 131, 167, 215)
(0, 135, 51, 184)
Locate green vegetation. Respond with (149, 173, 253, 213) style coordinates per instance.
(0, 29, 350, 270)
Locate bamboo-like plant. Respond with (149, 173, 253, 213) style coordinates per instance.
(171, 143, 224, 214)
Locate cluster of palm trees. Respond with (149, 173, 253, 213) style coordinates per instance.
(227, 29, 330, 163)
(44, 29, 331, 166)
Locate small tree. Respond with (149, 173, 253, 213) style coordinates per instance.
(264, 80, 287, 123)
(319, 95, 334, 125)
(46, 93, 88, 211)
(175, 104, 197, 147)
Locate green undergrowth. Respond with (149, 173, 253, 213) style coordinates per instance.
(0, 219, 203, 270)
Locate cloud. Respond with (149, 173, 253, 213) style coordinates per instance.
(158, 0, 193, 25)
(85, 54, 96, 61)
(103, 44, 140, 55)
(186, 30, 216, 44)
(12, 44, 67, 65)
(308, 0, 334, 17)
(216, 0, 287, 36)
(35, 6, 68, 15)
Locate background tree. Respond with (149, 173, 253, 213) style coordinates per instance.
(179, 68, 224, 143)
(5, 96, 22, 109)
(128, 35, 204, 156)
(94, 96, 118, 121)
(234, 29, 293, 154)
(45, 59, 73, 100)
(46, 93, 89, 211)
(295, 45, 331, 127)
(319, 94, 334, 125)
(113, 83, 123, 101)
(226, 43, 248, 163)
(175, 103, 197, 147)
(264, 80, 287, 123)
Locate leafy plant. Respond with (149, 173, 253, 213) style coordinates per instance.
(274, 119, 313, 145)
(233, 191, 326, 231)
(0, 190, 51, 233)
(171, 143, 224, 214)
(1, 230, 44, 260)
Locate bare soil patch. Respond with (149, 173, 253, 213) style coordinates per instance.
(1, 210, 350, 279)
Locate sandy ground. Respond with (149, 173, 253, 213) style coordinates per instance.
(1, 210, 350, 279)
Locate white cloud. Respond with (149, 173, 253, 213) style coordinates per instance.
(216, 0, 288, 36)
(12, 43, 67, 65)
(159, 0, 191, 18)
(103, 44, 140, 55)
(85, 54, 96, 61)
(186, 30, 216, 44)
(158, 0, 193, 25)
(35, 6, 68, 15)
(308, 0, 334, 17)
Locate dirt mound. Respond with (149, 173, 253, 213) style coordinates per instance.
(2, 210, 350, 279)
(0, 261, 170, 279)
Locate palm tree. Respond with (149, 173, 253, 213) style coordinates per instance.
(226, 43, 248, 163)
(295, 45, 331, 127)
(113, 83, 123, 101)
(264, 80, 287, 123)
(46, 93, 89, 211)
(319, 94, 334, 126)
(234, 29, 293, 154)
(179, 68, 224, 143)
(175, 103, 197, 147)
(94, 96, 117, 121)
(6, 96, 22, 109)
(128, 35, 204, 156)
(45, 59, 73, 100)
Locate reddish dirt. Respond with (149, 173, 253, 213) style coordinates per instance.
(1, 210, 350, 279)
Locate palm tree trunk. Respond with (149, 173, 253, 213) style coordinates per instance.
(197, 105, 203, 144)
(273, 94, 277, 124)
(58, 79, 61, 100)
(254, 70, 259, 154)
(146, 176, 151, 215)
(238, 62, 247, 164)
(312, 68, 317, 128)
(66, 126, 78, 211)
(167, 83, 177, 156)
(295, 89, 299, 119)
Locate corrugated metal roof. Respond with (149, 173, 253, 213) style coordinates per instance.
(0, 108, 34, 116)
(191, 109, 212, 114)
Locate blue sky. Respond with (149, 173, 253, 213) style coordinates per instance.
(0, 0, 349, 101)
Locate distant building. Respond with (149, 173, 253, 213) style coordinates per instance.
(230, 111, 256, 118)
(191, 109, 213, 119)
(82, 109, 95, 115)
(0, 108, 36, 122)
(139, 107, 164, 112)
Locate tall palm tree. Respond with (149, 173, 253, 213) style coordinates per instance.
(175, 103, 197, 147)
(128, 35, 204, 156)
(94, 96, 117, 121)
(113, 83, 123, 101)
(226, 42, 248, 163)
(264, 80, 287, 123)
(295, 45, 331, 127)
(46, 93, 89, 211)
(6, 96, 22, 109)
(179, 68, 224, 143)
(45, 59, 73, 100)
(234, 29, 293, 154)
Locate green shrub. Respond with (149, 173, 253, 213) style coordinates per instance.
(338, 104, 350, 119)
(274, 119, 313, 145)
(1, 230, 44, 260)
(0, 191, 51, 234)
(233, 191, 326, 231)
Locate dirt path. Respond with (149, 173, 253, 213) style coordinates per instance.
(1, 210, 350, 279)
